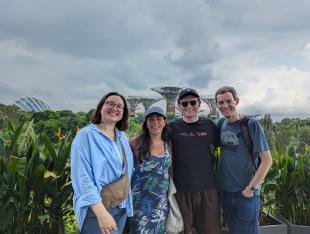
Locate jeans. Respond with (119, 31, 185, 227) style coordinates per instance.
(220, 191, 260, 234)
(80, 207, 127, 234)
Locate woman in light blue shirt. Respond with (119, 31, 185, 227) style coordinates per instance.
(71, 91, 134, 234)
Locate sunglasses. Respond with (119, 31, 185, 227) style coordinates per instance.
(180, 100, 198, 107)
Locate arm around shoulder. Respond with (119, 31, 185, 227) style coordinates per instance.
(129, 135, 141, 157)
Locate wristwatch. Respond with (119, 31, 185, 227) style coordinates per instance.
(247, 185, 255, 192)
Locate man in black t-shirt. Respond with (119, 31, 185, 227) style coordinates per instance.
(168, 88, 220, 234)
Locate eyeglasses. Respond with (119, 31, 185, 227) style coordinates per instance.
(104, 101, 124, 112)
(180, 100, 198, 107)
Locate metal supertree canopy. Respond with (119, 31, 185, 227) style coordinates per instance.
(139, 97, 163, 114)
(126, 96, 142, 116)
(200, 95, 218, 119)
(151, 86, 182, 116)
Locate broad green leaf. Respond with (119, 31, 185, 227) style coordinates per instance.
(297, 156, 304, 180)
(11, 122, 25, 155)
(7, 156, 18, 176)
(42, 135, 58, 168)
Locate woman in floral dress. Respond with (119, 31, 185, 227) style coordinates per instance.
(130, 106, 171, 234)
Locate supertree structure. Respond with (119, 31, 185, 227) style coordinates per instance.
(139, 97, 163, 114)
(150, 86, 182, 116)
(200, 95, 218, 119)
(126, 96, 142, 116)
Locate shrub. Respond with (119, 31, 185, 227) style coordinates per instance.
(0, 120, 73, 233)
(261, 144, 310, 225)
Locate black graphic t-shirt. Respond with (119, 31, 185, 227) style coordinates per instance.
(168, 117, 219, 192)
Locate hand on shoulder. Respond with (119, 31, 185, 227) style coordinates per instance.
(129, 135, 141, 156)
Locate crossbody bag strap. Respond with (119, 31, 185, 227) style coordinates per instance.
(119, 140, 128, 173)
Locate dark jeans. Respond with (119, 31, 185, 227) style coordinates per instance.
(221, 191, 260, 234)
(80, 207, 127, 234)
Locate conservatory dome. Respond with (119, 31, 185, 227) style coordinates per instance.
(14, 96, 51, 112)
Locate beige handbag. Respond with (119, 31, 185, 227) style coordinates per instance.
(100, 142, 129, 209)
(166, 144, 184, 234)
(166, 177, 184, 234)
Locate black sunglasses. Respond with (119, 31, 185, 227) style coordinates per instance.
(180, 100, 198, 107)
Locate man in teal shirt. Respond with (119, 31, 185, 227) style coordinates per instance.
(215, 86, 272, 234)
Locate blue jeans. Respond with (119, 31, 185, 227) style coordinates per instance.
(221, 191, 260, 234)
(80, 207, 127, 234)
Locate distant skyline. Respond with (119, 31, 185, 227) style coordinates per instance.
(1, 0, 310, 121)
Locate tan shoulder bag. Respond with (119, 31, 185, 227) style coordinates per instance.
(100, 142, 129, 208)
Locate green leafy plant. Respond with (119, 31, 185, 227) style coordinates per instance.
(0, 120, 73, 233)
(261, 143, 310, 225)
(126, 117, 142, 139)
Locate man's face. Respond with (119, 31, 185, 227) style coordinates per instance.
(178, 95, 200, 119)
(216, 92, 239, 119)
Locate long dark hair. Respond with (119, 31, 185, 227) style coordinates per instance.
(91, 91, 129, 131)
(134, 114, 168, 163)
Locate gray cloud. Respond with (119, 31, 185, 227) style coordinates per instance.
(0, 1, 170, 59)
(207, 0, 310, 32)
(0, 0, 309, 120)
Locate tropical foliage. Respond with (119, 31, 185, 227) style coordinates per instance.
(127, 117, 143, 139)
(0, 120, 73, 233)
(261, 144, 310, 225)
(0, 104, 309, 232)
(0, 104, 31, 129)
(32, 110, 90, 142)
(259, 114, 310, 153)
(0, 105, 91, 142)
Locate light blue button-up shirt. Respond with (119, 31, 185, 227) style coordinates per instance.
(70, 123, 134, 231)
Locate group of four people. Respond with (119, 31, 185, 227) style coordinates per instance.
(70, 86, 273, 234)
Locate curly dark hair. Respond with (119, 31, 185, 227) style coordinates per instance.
(91, 91, 129, 131)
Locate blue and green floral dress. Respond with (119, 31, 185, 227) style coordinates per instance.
(131, 147, 171, 234)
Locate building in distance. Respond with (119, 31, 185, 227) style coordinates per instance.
(14, 96, 51, 112)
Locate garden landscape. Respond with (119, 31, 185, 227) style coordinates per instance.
(1, 1, 310, 233)
(0, 103, 309, 233)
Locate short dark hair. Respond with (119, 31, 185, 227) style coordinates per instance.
(91, 91, 129, 131)
(215, 86, 238, 102)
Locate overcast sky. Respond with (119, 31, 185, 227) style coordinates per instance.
(1, 0, 310, 121)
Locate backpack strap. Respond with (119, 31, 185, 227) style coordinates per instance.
(218, 117, 225, 130)
(214, 118, 225, 170)
(240, 117, 258, 171)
